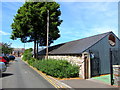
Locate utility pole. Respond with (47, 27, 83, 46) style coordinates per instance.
(24, 43, 25, 49)
(46, 10, 49, 59)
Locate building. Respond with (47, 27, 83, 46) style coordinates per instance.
(12, 48, 25, 57)
(38, 31, 120, 79)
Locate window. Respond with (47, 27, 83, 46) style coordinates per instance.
(108, 34, 116, 46)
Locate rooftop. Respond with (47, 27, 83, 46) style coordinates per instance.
(39, 31, 113, 55)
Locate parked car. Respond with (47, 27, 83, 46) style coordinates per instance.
(0, 56, 9, 65)
(9, 55, 15, 60)
(3, 56, 10, 62)
(0, 62, 7, 73)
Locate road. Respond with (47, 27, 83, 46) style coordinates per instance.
(2, 57, 55, 89)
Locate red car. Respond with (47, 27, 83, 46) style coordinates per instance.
(0, 56, 9, 65)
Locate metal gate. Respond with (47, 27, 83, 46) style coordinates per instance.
(111, 48, 120, 65)
(90, 51, 100, 77)
(110, 48, 120, 85)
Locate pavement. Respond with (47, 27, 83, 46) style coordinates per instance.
(92, 74, 111, 84)
(60, 79, 118, 89)
(1, 57, 55, 89)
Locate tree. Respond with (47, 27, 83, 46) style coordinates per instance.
(0, 43, 13, 55)
(11, 2, 62, 58)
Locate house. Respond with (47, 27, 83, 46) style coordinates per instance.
(12, 48, 25, 57)
(38, 31, 120, 79)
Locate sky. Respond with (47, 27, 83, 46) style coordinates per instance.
(0, 1, 119, 49)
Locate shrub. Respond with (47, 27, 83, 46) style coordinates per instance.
(28, 57, 36, 65)
(28, 58, 79, 78)
(22, 48, 33, 61)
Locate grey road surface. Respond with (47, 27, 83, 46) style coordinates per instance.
(2, 57, 55, 89)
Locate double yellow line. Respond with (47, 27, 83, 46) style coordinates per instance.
(37, 70, 61, 88)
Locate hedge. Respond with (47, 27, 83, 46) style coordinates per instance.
(22, 48, 33, 61)
(28, 58, 79, 78)
(22, 49, 79, 78)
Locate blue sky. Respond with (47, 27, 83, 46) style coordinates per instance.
(1, 1, 118, 49)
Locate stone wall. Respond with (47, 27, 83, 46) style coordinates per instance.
(48, 55, 83, 66)
(48, 55, 85, 78)
(113, 65, 120, 86)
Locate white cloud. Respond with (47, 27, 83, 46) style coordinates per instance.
(83, 27, 118, 37)
(59, 26, 118, 43)
(0, 31, 10, 35)
(60, 2, 118, 37)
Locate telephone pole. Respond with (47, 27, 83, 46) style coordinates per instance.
(24, 43, 25, 49)
(46, 10, 49, 59)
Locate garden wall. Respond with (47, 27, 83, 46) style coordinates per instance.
(113, 65, 120, 86)
(48, 55, 85, 78)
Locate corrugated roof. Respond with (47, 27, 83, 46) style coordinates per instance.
(49, 32, 111, 55)
(38, 31, 112, 55)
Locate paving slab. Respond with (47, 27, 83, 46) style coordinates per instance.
(60, 79, 119, 89)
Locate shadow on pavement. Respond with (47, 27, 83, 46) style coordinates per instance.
(1, 73, 13, 78)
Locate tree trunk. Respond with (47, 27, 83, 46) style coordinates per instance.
(34, 39, 36, 58)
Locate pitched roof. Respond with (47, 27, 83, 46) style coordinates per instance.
(38, 43, 64, 55)
(39, 31, 112, 55)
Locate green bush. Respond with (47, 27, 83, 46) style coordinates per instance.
(27, 58, 79, 78)
(28, 57, 36, 65)
(22, 48, 33, 61)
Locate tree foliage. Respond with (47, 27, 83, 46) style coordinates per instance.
(0, 43, 13, 55)
(11, 2, 62, 58)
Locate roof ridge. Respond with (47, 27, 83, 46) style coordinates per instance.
(51, 31, 112, 46)
(68, 31, 111, 43)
